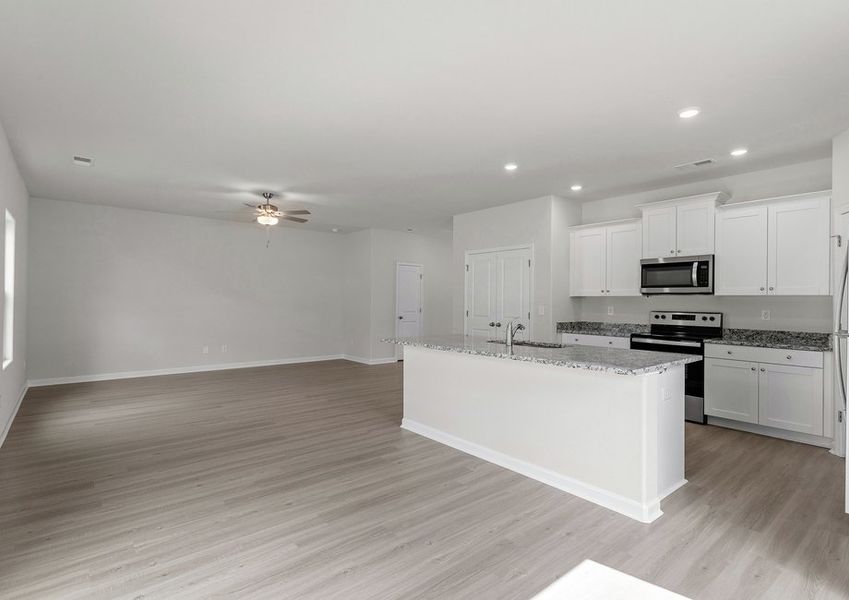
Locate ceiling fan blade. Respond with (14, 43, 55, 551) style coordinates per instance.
(282, 216, 308, 223)
(243, 202, 259, 208)
(281, 209, 311, 215)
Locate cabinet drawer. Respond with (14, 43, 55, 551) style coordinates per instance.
(704, 344, 822, 368)
(562, 333, 630, 349)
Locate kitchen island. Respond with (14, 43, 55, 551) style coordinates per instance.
(385, 335, 701, 522)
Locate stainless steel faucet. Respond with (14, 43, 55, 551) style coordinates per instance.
(505, 319, 526, 347)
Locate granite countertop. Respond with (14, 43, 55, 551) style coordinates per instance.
(383, 334, 700, 376)
(704, 329, 832, 352)
(556, 321, 649, 337)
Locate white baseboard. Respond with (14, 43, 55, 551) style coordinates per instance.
(0, 382, 29, 448)
(401, 418, 663, 523)
(27, 354, 347, 387)
(707, 416, 833, 448)
(343, 355, 399, 366)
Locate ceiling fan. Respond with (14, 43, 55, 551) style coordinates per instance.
(248, 192, 311, 226)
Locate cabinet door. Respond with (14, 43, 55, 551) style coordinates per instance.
(570, 228, 606, 296)
(768, 196, 831, 295)
(641, 205, 677, 259)
(704, 358, 759, 423)
(715, 205, 768, 295)
(676, 200, 716, 256)
(758, 364, 823, 435)
(605, 222, 641, 296)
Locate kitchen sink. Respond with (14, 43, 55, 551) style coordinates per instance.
(487, 340, 565, 349)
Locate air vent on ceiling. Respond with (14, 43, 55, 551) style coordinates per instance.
(673, 158, 716, 170)
(73, 155, 93, 167)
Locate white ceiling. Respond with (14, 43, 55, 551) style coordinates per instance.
(1, 1, 848, 234)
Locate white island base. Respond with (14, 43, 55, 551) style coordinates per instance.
(400, 345, 686, 522)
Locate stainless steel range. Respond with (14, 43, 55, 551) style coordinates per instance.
(630, 311, 722, 423)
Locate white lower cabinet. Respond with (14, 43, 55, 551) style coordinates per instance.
(758, 363, 823, 436)
(705, 344, 824, 437)
(561, 333, 630, 349)
(704, 358, 759, 423)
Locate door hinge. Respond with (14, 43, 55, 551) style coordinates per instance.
(528, 259, 531, 267)
(465, 309, 469, 317)
(419, 307, 422, 313)
(419, 274, 423, 279)
(528, 311, 530, 319)
(465, 264, 469, 272)
(840, 410, 844, 424)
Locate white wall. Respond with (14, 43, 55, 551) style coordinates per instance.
(0, 120, 29, 445)
(835, 131, 849, 213)
(28, 198, 347, 382)
(577, 159, 834, 332)
(343, 229, 373, 361)
(368, 228, 452, 361)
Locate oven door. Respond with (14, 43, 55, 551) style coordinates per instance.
(630, 334, 705, 424)
(640, 255, 713, 294)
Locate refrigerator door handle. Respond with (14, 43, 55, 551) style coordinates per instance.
(836, 243, 849, 410)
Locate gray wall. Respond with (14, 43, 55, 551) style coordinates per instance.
(576, 158, 834, 332)
(28, 198, 348, 381)
(0, 120, 28, 444)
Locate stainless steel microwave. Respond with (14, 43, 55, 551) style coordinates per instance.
(640, 255, 714, 295)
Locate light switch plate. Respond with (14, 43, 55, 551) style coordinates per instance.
(607, 306, 614, 316)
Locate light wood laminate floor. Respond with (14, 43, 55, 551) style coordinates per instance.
(1, 360, 847, 599)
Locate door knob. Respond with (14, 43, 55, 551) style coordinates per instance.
(496, 322, 502, 328)
(489, 322, 495, 327)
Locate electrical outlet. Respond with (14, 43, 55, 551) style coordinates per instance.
(221, 344, 228, 353)
(761, 310, 771, 321)
(202, 345, 209, 355)
(607, 306, 614, 316)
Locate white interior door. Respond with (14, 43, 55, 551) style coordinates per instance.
(396, 263, 423, 343)
(465, 252, 497, 338)
(496, 248, 531, 336)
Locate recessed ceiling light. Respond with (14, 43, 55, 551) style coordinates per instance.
(730, 148, 748, 157)
(504, 163, 518, 171)
(406, 227, 415, 232)
(570, 184, 583, 192)
(73, 155, 93, 166)
(678, 107, 700, 119)
(331, 227, 340, 233)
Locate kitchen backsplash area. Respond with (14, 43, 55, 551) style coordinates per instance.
(577, 295, 833, 333)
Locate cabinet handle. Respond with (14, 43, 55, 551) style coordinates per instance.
(601, 290, 605, 294)
(760, 287, 765, 292)
(786, 355, 792, 360)
(489, 322, 495, 327)
(751, 367, 756, 371)
(670, 250, 676, 255)
(769, 286, 774, 291)
(606, 289, 610, 293)
(495, 322, 502, 328)
(760, 368, 766, 372)
(727, 350, 733, 355)
(608, 341, 613, 345)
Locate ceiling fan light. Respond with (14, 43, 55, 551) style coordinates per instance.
(257, 214, 278, 226)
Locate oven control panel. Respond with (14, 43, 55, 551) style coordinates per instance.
(649, 311, 722, 328)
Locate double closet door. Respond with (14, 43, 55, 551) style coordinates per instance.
(465, 247, 531, 340)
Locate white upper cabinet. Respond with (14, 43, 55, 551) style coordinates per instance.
(715, 205, 768, 295)
(641, 205, 677, 259)
(605, 222, 642, 296)
(570, 226, 606, 296)
(715, 191, 831, 296)
(639, 192, 727, 259)
(569, 220, 641, 297)
(767, 195, 831, 295)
